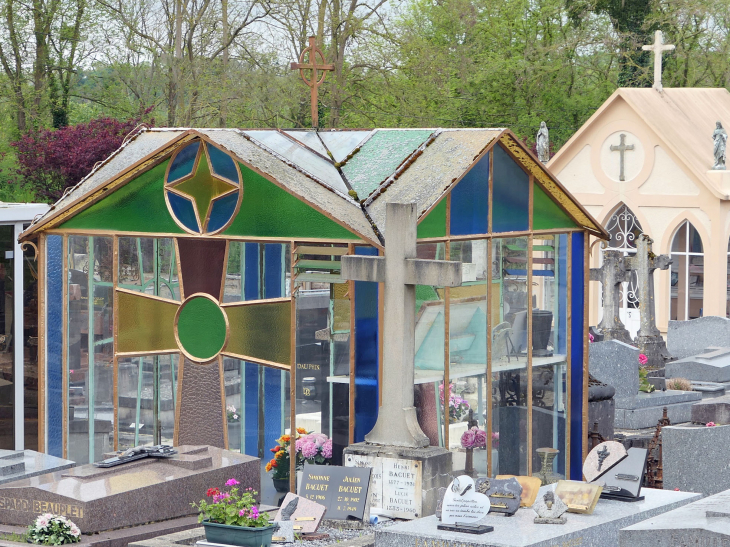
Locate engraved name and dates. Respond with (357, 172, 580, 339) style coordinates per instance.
(0, 497, 84, 518)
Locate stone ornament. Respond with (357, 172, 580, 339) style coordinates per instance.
(537, 122, 549, 164)
(475, 477, 522, 516)
(533, 491, 568, 524)
(440, 475, 491, 524)
(583, 441, 627, 482)
(713, 121, 727, 170)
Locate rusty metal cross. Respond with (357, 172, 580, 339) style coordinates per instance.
(291, 36, 334, 128)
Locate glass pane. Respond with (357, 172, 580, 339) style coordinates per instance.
(531, 236, 567, 481)
(417, 199, 447, 239)
(670, 254, 684, 321)
(689, 223, 704, 253)
(413, 243, 446, 448)
(168, 141, 200, 183)
(492, 145, 528, 233)
(448, 240, 488, 476)
(46, 235, 64, 457)
(0, 225, 13, 450)
(492, 237, 529, 476)
(671, 222, 686, 252)
(167, 192, 199, 233)
(450, 156, 489, 236)
(24, 232, 39, 450)
(208, 143, 239, 183)
(689, 255, 704, 319)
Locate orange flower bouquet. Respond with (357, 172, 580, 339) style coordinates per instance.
(266, 428, 308, 490)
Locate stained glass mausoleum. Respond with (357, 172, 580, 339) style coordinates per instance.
(20, 127, 607, 492)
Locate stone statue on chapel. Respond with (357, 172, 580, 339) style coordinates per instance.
(713, 121, 727, 170)
(537, 121, 549, 164)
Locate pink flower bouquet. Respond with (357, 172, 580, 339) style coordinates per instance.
(295, 432, 333, 465)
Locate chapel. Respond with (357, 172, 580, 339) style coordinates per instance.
(19, 126, 605, 498)
(548, 87, 730, 335)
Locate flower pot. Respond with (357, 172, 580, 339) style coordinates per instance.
(227, 421, 241, 452)
(202, 520, 278, 547)
(272, 478, 290, 493)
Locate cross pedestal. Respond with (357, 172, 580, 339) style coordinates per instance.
(590, 250, 633, 345)
(341, 202, 462, 518)
(625, 235, 673, 367)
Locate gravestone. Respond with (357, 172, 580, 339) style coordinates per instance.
(377, 487, 701, 547)
(0, 451, 75, 485)
(341, 202, 461, 518)
(691, 394, 730, 424)
(590, 340, 701, 428)
(274, 493, 326, 535)
(474, 477, 521, 516)
(298, 463, 371, 521)
(667, 316, 730, 360)
(624, 235, 672, 368)
(666, 347, 730, 383)
(590, 250, 633, 344)
(662, 424, 730, 496)
(619, 488, 730, 547)
(0, 446, 258, 533)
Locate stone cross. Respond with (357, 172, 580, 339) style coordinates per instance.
(642, 30, 675, 92)
(590, 250, 633, 345)
(341, 202, 462, 448)
(610, 134, 634, 182)
(291, 36, 334, 128)
(625, 234, 672, 367)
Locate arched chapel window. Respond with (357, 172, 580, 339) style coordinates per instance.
(670, 221, 704, 321)
(604, 205, 642, 321)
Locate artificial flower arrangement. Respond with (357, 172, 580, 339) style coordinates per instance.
(266, 428, 333, 480)
(460, 426, 499, 450)
(27, 514, 81, 545)
(440, 382, 471, 423)
(192, 479, 270, 528)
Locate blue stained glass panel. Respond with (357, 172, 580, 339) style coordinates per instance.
(244, 362, 259, 457)
(167, 192, 199, 233)
(168, 141, 200, 183)
(244, 243, 260, 301)
(264, 244, 284, 299)
(207, 192, 239, 232)
(263, 367, 283, 458)
(354, 247, 379, 442)
(208, 144, 239, 183)
(570, 231, 584, 480)
(492, 144, 529, 232)
(450, 153, 489, 235)
(47, 235, 63, 457)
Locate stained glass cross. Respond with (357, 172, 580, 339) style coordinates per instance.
(291, 36, 334, 128)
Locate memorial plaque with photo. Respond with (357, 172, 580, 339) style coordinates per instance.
(592, 447, 648, 501)
(299, 463, 371, 521)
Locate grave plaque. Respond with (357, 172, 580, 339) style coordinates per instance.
(441, 476, 491, 525)
(344, 454, 422, 519)
(554, 480, 603, 514)
(583, 441, 627, 482)
(593, 447, 647, 501)
(274, 493, 326, 534)
(475, 477, 522, 516)
(496, 475, 542, 507)
(299, 463, 371, 521)
(271, 521, 295, 543)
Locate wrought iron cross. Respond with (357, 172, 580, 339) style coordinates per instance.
(610, 134, 634, 181)
(642, 30, 675, 92)
(291, 36, 334, 128)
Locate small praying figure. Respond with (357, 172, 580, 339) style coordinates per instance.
(713, 121, 727, 170)
(537, 121, 550, 164)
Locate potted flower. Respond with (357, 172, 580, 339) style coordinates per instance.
(266, 429, 333, 492)
(192, 479, 277, 547)
(295, 432, 333, 465)
(440, 382, 470, 423)
(460, 426, 487, 476)
(27, 513, 81, 544)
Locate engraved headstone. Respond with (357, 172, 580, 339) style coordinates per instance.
(592, 447, 647, 501)
(583, 441, 628, 482)
(533, 491, 568, 524)
(298, 463, 371, 521)
(440, 476, 491, 525)
(274, 493, 326, 535)
(474, 477, 522, 516)
(554, 480, 603, 514)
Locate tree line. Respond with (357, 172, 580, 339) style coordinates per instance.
(1, 0, 728, 200)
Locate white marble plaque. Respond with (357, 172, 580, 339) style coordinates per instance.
(441, 476, 490, 524)
(344, 453, 382, 509)
(345, 455, 422, 519)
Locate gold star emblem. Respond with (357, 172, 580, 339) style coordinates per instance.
(167, 142, 238, 232)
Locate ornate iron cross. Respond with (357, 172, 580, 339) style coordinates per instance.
(291, 36, 334, 128)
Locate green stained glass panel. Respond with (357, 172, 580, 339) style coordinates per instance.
(177, 296, 227, 360)
(342, 130, 433, 198)
(417, 198, 447, 239)
(223, 164, 359, 239)
(225, 300, 291, 365)
(533, 183, 578, 230)
(59, 162, 185, 234)
(117, 291, 179, 353)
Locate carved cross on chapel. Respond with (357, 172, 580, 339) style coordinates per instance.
(291, 36, 334, 128)
(610, 134, 634, 182)
(341, 202, 463, 448)
(642, 30, 675, 92)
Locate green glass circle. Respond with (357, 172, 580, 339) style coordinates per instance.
(176, 296, 227, 361)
